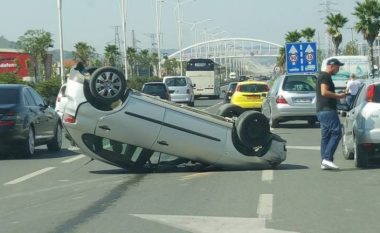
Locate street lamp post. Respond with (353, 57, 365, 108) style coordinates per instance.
(57, 0, 64, 85)
(155, 0, 164, 78)
(121, 0, 129, 79)
(175, 0, 194, 76)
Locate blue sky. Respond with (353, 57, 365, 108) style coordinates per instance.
(2, 0, 361, 54)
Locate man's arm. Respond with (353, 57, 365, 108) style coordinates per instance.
(321, 83, 346, 99)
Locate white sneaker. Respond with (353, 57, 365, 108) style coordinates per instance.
(322, 159, 339, 170)
(321, 164, 328, 170)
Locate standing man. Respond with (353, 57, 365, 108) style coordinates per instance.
(345, 73, 361, 106)
(316, 58, 347, 170)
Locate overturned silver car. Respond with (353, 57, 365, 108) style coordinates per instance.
(62, 64, 287, 171)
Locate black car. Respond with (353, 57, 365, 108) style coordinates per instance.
(141, 82, 171, 100)
(0, 84, 62, 158)
(223, 82, 238, 103)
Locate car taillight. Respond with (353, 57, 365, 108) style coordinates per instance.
(0, 111, 17, 126)
(362, 143, 374, 150)
(63, 113, 76, 123)
(276, 95, 288, 104)
(366, 84, 375, 102)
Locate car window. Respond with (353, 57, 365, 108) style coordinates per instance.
(239, 83, 268, 93)
(22, 89, 33, 106)
(27, 88, 44, 106)
(0, 88, 20, 104)
(269, 78, 281, 96)
(165, 78, 186, 87)
(143, 84, 166, 93)
(352, 84, 366, 107)
(283, 75, 316, 92)
(228, 83, 237, 91)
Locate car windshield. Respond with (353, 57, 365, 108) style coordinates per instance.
(165, 78, 186, 87)
(283, 75, 317, 92)
(0, 89, 19, 104)
(228, 83, 237, 91)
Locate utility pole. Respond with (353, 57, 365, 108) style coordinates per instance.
(319, 0, 337, 57)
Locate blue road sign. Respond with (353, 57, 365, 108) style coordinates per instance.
(285, 42, 317, 74)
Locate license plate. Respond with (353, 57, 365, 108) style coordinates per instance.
(247, 96, 259, 100)
(294, 98, 312, 103)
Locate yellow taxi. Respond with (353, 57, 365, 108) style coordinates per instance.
(231, 80, 269, 110)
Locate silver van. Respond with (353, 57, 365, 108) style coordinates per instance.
(163, 76, 195, 106)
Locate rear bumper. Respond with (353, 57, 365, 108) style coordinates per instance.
(170, 94, 193, 103)
(0, 125, 27, 151)
(272, 105, 316, 121)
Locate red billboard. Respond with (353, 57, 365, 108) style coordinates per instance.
(0, 49, 31, 78)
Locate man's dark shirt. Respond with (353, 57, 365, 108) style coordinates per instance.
(316, 71, 337, 112)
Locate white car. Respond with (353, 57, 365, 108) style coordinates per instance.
(55, 83, 68, 119)
(62, 64, 287, 171)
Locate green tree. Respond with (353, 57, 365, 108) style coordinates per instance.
(325, 13, 348, 55)
(72, 42, 95, 66)
(126, 47, 137, 76)
(138, 49, 152, 77)
(353, 0, 380, 76)
(162, 56, 178, 76)
(104, 44, 120, 66)
(301, 27, 316, 42)
(17, 29, 53, 82)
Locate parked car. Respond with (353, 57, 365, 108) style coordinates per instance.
(261, 74, 318, 128)
(340, 79, 380, 168)
(55, 83, 68, 119)
(62, 65, 287, 171)
(223, 81, 238, 103)
(141, 82, 171, 100)
(163, 76, 195, 106)
(0, 84, 62, 158)
(231, 80, 269, 111)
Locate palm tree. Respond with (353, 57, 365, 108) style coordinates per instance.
(17, 29, 53, 81)
(353, 0, 380, 77)
(325, 13, 348, 56)
(126, 47, 137, 76)
(104, 44, 120, 66)
(301, 27, 316, 42)
(73, 42, 95, 66)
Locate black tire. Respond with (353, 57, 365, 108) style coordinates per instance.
(235, 110, 270, 148)
(217, 104, 244, 118)
(22, 127, 35, 158)
(47, 123, 62, 151)
(89, 67, 127, 105)
(354, 142, 369, 168)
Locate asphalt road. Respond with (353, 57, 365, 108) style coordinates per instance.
(1, 98, 380, 233)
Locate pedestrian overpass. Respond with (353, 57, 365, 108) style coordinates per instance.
(167, 37, 283, 76)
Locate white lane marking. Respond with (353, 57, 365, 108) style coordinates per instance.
(4, 167, 56, 185)
(261, 170, 273, 182)
(287, 146, 320, 150)
(131, 214, 298, 233)
(257, 194, 273, 220)
(61, 154, 86, 163)
(180, 172, 214, 181)
(203, 101, 223, 111)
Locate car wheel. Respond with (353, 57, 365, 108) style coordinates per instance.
(235, 110, 270, 148)
(89, 67, 127, 105)
(342, 130, 354, 160)
(217, 103, 244, 118)
(22, 127, 35, 158)
(354, 141, 369, 168)
(47, 123, 62, 151)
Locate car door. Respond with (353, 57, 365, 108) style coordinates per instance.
(94, 96, 166, 150)
(27, 88, 56, 142)
(151, 106, 227, 162)
(344, 84, 366, 150)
